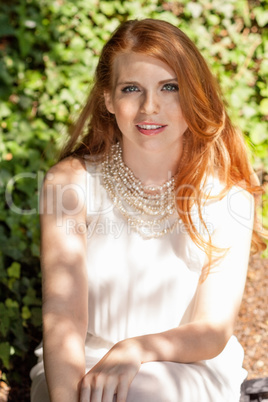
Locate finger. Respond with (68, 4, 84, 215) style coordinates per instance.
(90, 375, 105, 402)
(102, 387, 117, 402)
(102, 378, 117, 402)
(79, 383, 91, 402)
(90, 387, 103, 402)
(115, 376, 129, 402)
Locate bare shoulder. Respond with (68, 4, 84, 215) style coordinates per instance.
(44, 156, 87, 186)
(40, 156, 88, 218)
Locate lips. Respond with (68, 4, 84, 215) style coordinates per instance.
(136, 122, 167, 136)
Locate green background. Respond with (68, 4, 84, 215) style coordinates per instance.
(0, 0, 267, 390)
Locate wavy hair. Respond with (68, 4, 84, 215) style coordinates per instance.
(59, 18, 266, 270)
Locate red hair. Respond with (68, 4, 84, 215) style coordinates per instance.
(59, 19, 266, 267)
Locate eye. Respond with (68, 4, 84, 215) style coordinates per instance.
(162, 83, 179, 92)
(121, 85, 140, 93)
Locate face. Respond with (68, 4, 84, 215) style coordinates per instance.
(104, 52, 188, 161)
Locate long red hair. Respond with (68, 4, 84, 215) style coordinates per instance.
(59, 19, 266, 266)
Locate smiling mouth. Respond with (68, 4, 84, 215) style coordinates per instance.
(136, 124, 167, 136)
(137, 124, 165, 130)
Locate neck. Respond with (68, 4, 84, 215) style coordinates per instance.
(121, 141, 183, 187)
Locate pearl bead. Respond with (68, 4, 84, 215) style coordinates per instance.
(101, 142, 181, 239)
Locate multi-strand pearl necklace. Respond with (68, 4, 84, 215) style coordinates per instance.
(101, 142, 180, 239)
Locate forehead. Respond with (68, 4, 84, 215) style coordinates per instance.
(111, 52, 176, 85)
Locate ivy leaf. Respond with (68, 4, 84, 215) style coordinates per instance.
(186, 2, 203, 18)
(0, 303, 10, 337)
(7, 262, 21, 279)
(259, 99, 268, 116)
(0, 103, 11, 119)
(22, 305, 31, 320)
(0, 342, 11, 369)
(30, 307, 42, 327)
(253, 7, 268, 27)
(99, 1, 116, 16)
(250, 122, 268, 145)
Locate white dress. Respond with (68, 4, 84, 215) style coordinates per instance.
(30, 160, 248, 402)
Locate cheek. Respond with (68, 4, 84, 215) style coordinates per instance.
(178, 114, 188, 130)
(174, 104, 186, 122)
(173, 107, 188, 131)
(115, 102, 138, 121)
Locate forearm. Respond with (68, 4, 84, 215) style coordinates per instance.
(131, 321, 230, 365)
(43, 315, 87, 402)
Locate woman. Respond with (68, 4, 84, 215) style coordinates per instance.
(30, 19, 266, 402)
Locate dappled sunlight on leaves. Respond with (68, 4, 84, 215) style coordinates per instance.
(0, 0, 267, 399)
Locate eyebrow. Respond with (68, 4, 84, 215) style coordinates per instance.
(116, 78, 178, 86)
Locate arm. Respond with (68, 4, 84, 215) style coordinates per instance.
(80, 187, 254, 402)
(131, 187, 254, 362)
(40, 157, 88, 402)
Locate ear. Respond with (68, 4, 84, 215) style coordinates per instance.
(104, 91, 115, 114)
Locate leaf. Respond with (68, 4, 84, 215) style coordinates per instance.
(186, 2, 203, 18)
(250, 122, 268, 145)
(7, 262, 21, 279)
(0, 14, 16, 37)
(99, 1, 116, 16)
(259, 59, 268, 76)
(0, 342, 11, 369)
(69, 36, 86, 50)
(22, 288, 41, 306)
(0, 0, 267, 380)
(23, 70, 44, 91)
(0, 103, 11, 119)
(17, 31, 35, 58)
(5, 298, 19, 311)
(30, 307, 42, 327)
(254, 7, 268, 27)
(242, 105, 257, 119)
(0, 303, 10, 337)
(30, 242, 40, 258)
(21, 306, 31, 320)
(259, 99, 268, 116)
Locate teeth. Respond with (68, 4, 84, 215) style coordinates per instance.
(138, 124, 163, 129)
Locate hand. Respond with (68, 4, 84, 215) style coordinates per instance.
(79, 339, 142, 402)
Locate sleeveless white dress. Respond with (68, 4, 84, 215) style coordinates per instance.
(30, 160, 248, 402)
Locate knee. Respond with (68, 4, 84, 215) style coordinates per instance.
(127, 362, 179, 402)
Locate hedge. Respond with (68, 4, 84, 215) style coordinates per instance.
(0, 0, 267, 388)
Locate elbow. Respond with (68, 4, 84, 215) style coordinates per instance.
(204, 322, 233, 359)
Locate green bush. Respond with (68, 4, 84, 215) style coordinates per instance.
(0, 0, 267, 386)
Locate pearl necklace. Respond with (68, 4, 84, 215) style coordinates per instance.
(101, 143, 180, 239)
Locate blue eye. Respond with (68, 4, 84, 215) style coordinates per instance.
(162, 83, 179, 92)
(121, 85, 139, 93)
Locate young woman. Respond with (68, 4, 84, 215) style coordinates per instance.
(30, 18, 266, 402)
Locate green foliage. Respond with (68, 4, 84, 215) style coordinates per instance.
(0, 0, 267, 385)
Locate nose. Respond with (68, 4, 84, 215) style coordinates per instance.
(140, 91, 160, 115)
